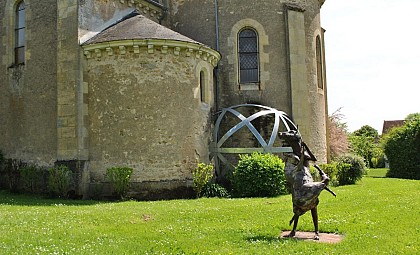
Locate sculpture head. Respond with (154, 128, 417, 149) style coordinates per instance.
(279, 130, 301, 145)
(278, 130, 302, 155)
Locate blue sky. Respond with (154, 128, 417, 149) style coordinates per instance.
(321, 0, 420, 133)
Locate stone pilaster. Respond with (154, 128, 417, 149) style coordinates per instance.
(56, 0, 82, 160)
(286, 4, 311, 142)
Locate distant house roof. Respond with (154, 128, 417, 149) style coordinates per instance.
(83, 12, 202, 46)
(382, 120, 405, 135)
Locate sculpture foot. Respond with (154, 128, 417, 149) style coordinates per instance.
(287, 230, 296, 238)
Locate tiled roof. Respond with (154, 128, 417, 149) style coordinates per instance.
(382, 120, 405, 135)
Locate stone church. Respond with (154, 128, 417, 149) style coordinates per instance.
(0, 0, 328, 199)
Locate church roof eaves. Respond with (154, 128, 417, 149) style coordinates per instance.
(82, 13, 221, 67)
(82, 39, 221, 67)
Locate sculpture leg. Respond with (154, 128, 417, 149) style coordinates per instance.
(311, 207, 320, 240)
(288, 214, 299, 237)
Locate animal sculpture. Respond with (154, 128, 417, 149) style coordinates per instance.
(279, 130, 336, 240)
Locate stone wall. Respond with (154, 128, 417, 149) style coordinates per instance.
(168, 0, 328, 162)
(0, 0, 329, 199)
(79, 0, 164, 44)
(83, 42, 217, 196)
(0, 0, 58, 166)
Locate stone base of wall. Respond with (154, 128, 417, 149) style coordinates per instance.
(127, 180, 195, 200)
(88, 179, 195, 201)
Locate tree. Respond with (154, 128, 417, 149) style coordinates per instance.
(405, 113, 420, 122)
(383, 113, 420, 180)
(350, 125, 383, 168)
(349, 135, 374, 167)
(327, 108, 349, 159)
(353, 125, 379, 140)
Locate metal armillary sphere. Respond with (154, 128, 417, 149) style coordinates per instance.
(210, 104, 299, 170)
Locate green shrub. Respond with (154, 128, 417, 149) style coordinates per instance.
(309, 165, 320, 181)
(5, 159, 25, 193)
(383, 116, 420, 180)
(233, 152, 287, 198)
(201, 183, 230, 198)
(335, 154, 366, 185)
(20, 164, 47, 194)
(48, 165, 73, 198)
(371, 157, 378, 168)
(105, 167, 133, 199)
(192, 163, 214, 198)
(318, 163, 339, 187)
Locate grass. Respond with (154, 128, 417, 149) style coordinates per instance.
(0, 174, 419, 254)
(366, 168, 389, 178)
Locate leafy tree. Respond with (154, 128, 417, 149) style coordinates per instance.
(405, 113, 420, 122)
(350, 125, 383, 168)
(353, 125, 379, 140)
(383, 113, 420, 180)
(349, 135, 374, 167)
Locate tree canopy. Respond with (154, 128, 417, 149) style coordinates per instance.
(383, 113, 420, 180)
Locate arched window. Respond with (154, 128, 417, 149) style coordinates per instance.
(15, 1, 25, 65)
(316, 36, 323, 90)
(238, 28, 259, 84)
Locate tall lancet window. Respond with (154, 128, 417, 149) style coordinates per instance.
(15, 1, 26, 65)
(238, 28, 259, 84)
(316, 36, 324, 90)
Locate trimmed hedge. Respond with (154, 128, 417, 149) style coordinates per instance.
(232, 152, 287, 198)
(383, 117, 420, 180)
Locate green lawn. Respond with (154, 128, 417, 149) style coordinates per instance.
(0, 175, 419, 254)
(366, 168, 389, 178)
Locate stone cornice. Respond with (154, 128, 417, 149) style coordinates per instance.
(284, 3, 305, 12)
(319, 0, 326, 7)
(82, 39, 221, 67)
(119, 0, 164, 19)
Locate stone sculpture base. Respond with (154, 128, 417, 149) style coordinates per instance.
(280, 231, 343, 244)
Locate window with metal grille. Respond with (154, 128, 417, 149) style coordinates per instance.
(238, 28, 259, 83)
(15, 1, 25, 65)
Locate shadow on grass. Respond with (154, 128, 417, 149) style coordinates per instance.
(0, 190, 105, 206)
